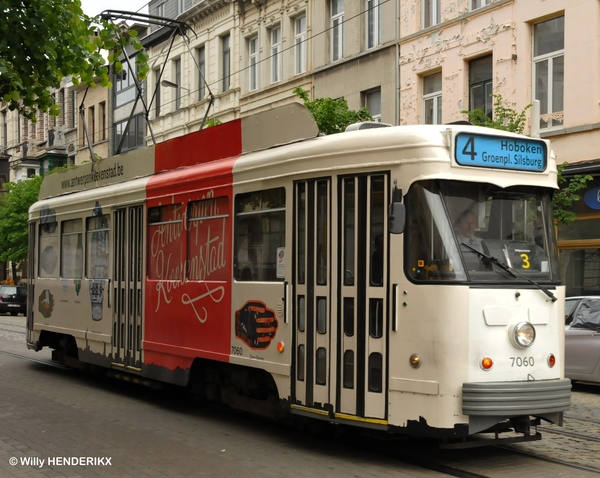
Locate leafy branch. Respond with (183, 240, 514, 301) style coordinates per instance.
(293, 87, 372, 135)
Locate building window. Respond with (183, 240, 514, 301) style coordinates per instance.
(366, 0, 382, 49)
(157, 3, 164, 17)
(114, 65, 137, 108)
(114, 115, 145, 153)
(271, 27, 281, 84)
(174, 58, 182, 110)
(177, 0, 186, 15)
(1, 111, 6, 151)
(471, 0, 491, 9)
(423, 72, 442, 124)
(534, 16, 564, 130)
(222, 34, 231, 92)
(88, 106, 95, 144)
(423, 0, 441, 28)
(331, 0, 344, 62)
(249, 36, 258, 91)
(154, 69, 161, 117)
(27, 168, 36, 178)
(99, 102, 106, 141)
(68, 89, 76, 129)
(197, 46, 206, 101)
(364, 89, 381, 122)
(295, 15, 307, 74)
(469, 55, 493, 117)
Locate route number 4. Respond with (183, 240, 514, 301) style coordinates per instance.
(462, 136, 477, 160)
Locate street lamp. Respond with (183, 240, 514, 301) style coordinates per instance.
(160, 79, 189, 91)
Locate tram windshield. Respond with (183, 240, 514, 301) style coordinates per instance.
(405, 180, 560, 283)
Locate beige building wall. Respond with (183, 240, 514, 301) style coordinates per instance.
(312, 0, 398, 124)
(238, 0, 313, 115)
(74, 81, 109, 164)
(147, 0, 240, 143)
(399, 0, 600, 165)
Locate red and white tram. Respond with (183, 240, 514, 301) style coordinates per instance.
(26, 104, 570, 444)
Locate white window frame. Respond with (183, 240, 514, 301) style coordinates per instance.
(423, 0, 441, 28)
(423, 72, 442, 125)
(366, 0, 382, 49)
(157, 3, 165, 17)
(222, 34, 231, 92)
(533, 16, 564, 131)
(331, 0, 344, 62)
(364, 89, 382, 122)
(177, 0, 185, 15)
(249, 36, 259, 92)
(271, 27, 281, 84)
(197, 46, 206, 101)
(294, 15, 307, 75)
(471, 0, 491, 10)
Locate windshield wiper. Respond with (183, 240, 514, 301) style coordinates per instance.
(461, 242, 557, 302)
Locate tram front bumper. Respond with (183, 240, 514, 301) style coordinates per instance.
(462, 378, 571, 434)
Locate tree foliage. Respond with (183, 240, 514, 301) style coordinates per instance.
(293, 87, 373, 135)
(0, 176, 42, 265)
(0, 0, 148, 121)
(463, 94, 591, 224)
(462, 94, 531, 134)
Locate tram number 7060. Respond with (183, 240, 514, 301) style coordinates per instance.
(510, 357, 534, 367)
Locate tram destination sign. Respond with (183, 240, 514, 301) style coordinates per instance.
(454, 133, 547, 172)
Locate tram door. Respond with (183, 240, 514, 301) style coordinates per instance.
(293, 174, 388, 420)
(112, 206, 144, 371)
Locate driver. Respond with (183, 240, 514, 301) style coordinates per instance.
(455, 210, 484, 253)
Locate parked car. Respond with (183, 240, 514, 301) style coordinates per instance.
(0, 285, 27, 316)
(565, 296, 600, 383)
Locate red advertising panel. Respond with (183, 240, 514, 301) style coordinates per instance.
(144, 153, 236, 373)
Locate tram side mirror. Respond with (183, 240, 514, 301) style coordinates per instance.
(389, 202, 405, 234)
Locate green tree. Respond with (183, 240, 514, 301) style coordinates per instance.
(462, 94, 591, 224)
(0, 0, 148, 121)
(0, 176, 43, 276)
(293, 87, 373, 135)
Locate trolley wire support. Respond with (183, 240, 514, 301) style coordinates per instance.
(98, 10, 214, 154)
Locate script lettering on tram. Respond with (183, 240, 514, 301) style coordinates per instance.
(454, 133, 547, 172)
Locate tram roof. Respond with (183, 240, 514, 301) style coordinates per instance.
(37, 104, 556, 202)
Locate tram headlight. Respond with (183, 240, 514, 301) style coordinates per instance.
(511, 322, 536, 348)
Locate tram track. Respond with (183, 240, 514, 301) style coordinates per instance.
(0, 348, 68, 369)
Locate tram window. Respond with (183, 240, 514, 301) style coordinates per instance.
(368, 353, 382, 393)
(370, 176, 385, 286)
(297, 183, 306, 284)
(39, 212, 59, 278)
(343, 350, 354, 389)
(343, 297, 354, 336)
(316, 347, 327, 385)
(235, 188, 285, 282)
(298, 295, 305, 332)
(147, 204, 183, 281)
(316, 181, 329, 285)
(60, 219, 83, 279)
(343, 178, 355, 286)
(369, 298, 383, 338)
(297, 345, 305, 381)
(317, 297, 327, 334)
(187, 196, 229, 281)
(86, 214, 110, 279)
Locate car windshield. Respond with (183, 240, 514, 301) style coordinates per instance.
(405, 180, 560, 283)
(569, 298, 600, 330)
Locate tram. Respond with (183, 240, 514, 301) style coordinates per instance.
(26, 103, 570, 444)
